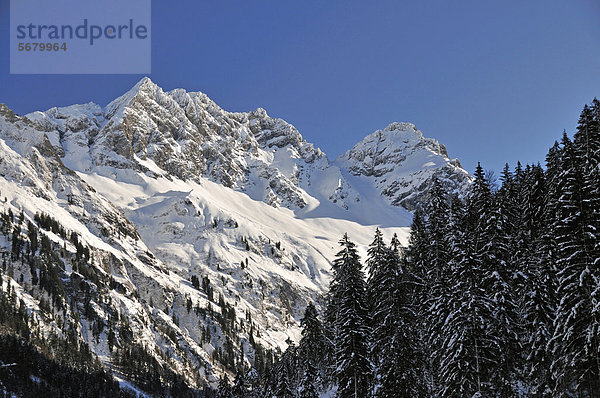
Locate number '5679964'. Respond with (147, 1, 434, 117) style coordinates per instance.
(18, 42, 67, 51)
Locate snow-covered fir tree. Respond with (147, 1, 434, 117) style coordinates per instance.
(297, 303, 332, 396)
(520, 163, 557, 397)
(433, 165, 496, 397)
(328, 234, 371, 398)
(551, 131, 600, 397)
(367, 229, 423, 397)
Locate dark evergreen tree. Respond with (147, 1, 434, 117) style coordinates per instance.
(519, 161, 557, 397)
(574, 102, 600, 169)
(327, 234, 371, 398)
(435, 187, 491, 397)
(497, 163, 519, 239)
(551, 134, 600, 397)
(425, 177, 452, 285)
(403, 207, 428, 302)
(11, 226, 22, 260)
(423, 184, 457, 395)
(298, 359, 319, 398)
(367, 229, 423, 397)
(524, 234, 557, 396)
(272, 344, 297, 398)
(232, 367, 250, 397)
(481, 188, 522, 396)
(366, 227, 389, 373)
(216, 375, 233, 398)
(574, 101, 600, 292)
(297, 302, 331, 390)
(27, 220, 38, 255)
(432, 164, 520, 396)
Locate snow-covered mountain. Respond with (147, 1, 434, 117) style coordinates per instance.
(336, 122, 470, 210)
(0, 78, 470, 392)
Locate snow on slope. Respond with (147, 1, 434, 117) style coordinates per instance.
(75, 163, 410, 352)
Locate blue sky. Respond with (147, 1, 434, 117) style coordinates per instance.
(1, 1, 600, 174)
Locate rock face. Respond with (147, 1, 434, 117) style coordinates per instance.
(27, 78, 327, 210)
(336, 122, 471, 210)
(0, 78, 471, 391)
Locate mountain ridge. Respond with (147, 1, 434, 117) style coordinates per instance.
(21, 77, 471, 216)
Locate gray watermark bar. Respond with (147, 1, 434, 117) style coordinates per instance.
(10, 0, 151, 74)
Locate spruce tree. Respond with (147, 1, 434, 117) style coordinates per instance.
(327, 234, 371, 398)
(366, 227, 390, 375)
(297, 303, 331, 393)
(497, 163, 519, 242)
(436, 206, 490, 397)
(232, 367, 250, 397)
(524, 231, 557, 396)
(434, 164, 521, 397)
(367, 230, 423, 397)
(574, 102, 600, 168)
(551, 134, 600, 397)
(272, 344, 297, 398)
(421, 177, 452, 393)
(437, 188, 494, 396)
(574, 102, 600, 286)
(519, 161, 557, 397)
(425, 177, 452, 288)
(217, 375, 234, 398)
(481, 193, 522, 396)
(403, 207, 429, 313)
(298, 360, 319, 398)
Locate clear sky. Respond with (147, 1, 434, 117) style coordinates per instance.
(1, 1, 600, 174)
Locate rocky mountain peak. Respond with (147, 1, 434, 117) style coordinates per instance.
(336, 122, 471, 210)
(383, 121, 419, 133)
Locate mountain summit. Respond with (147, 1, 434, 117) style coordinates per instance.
(337, 121, 470, 210)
